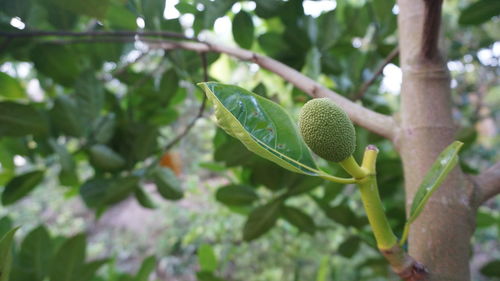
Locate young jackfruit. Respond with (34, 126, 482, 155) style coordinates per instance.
(299, 98, 356, 162)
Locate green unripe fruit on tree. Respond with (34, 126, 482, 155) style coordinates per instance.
(299, 98, 356, 162)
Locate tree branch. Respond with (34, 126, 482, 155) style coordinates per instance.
(475, 162, 500, 205)
(152, 40, 397, 141)
(353, 47, 399, 100)
(1, 30, 397, 141)
(164, 52, 208, 151)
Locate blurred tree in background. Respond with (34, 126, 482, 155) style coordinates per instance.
(0, 0, 499, 280)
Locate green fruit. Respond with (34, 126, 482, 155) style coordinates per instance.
(298, 98, 356, 162)
(89, 144, 125, 171)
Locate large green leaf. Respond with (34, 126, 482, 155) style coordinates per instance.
(2, 170, 45, 206)
(215, 184, 258, 206)
(12, 225, 52, 281)
(232, 11, 254, 49)
(0, 227, 19, 281)
(50, 234, 86, 281)
(408, 141, 464, 223)
(243, 200, 283, 241)
(198, 82, 317, 175)
(459, 0, 500, 25)
(31, 44, 81, 86)
(0, 102, 48, 137)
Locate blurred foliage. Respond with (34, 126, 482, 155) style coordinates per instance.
(0, 0, 499, 280)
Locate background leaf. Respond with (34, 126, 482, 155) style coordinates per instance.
(243, 200, 282, 241)
(2, 170, 45, 205)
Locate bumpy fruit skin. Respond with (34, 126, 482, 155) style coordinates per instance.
(299, 98, 356, 162)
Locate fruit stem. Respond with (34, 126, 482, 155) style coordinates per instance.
(339, 155, 369, 179)
(358, 145, 398, 250)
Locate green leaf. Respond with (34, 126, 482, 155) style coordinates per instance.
(337, 236, 360, 258)
(31, 44, 81, 87)
(44, 0, 110, 19)
(243, 200, 282, 241)
(480, 260, 500, 277)
(75, 72, 104, 125)
(0, 227, 19, 281)
(77, 259, 108, 281)
(134, 188, 156, 209)
(198, 82, 318, 176)
(281, 206, 315, 234)
(49, 95, 85, 137)
(0, 102, 48, 137)
(459, 0, 500, 25)
(197, 244, 217, 272)
(2, 170, 45, 205)
(215, 184, 258, 206)
(13, 225, 52, 281)
(92, 114, 116, 144)
(89, 144, 126, 172)
(408, 141, 463, 224)
(232, 11, 254, 49)
(80, 176, 139, 208)
(134, 255, 156, 281)
(152, 167, 183, 200)
(196, 271, 226, 281)
(0, 73, 25, 100)
(0, 218, 12, 238)
(50, 234, 86, 281)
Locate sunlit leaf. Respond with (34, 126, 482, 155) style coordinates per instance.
(197, 244, 217, 272)
(198, 82, 318, 175)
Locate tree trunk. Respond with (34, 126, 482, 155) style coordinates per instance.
(397, 1, 476, 280)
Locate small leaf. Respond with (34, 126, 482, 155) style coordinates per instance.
(0, 227, 19, 281)
(480, 260, 500, 277)
(198, 82, 318, 176)
(2, 170, 45, 205)
(338, 236, 360, 258)
(197, 244, 217, 272)
(134, 255, 156, 281)
(215, 184, 258, 206)
(281, 206, 315, 234)
(232, 11, 254, 49)
(80, 176, 139, 208)
(89, 144, 125, 172)
(408, 141, 463, 224)
(459, 0, 500, 25)
(49, 95, 85, 137)
(0, 102, 48, 137)
(243, 200, 282, 241)
(134, 188, 156, 209)
(152, 167, 183, 200)
(50, 234, 86, 281)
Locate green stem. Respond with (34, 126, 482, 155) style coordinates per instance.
(399, 223, 410, 246)
(339, 155, 368, 179)
(358, 176, 398, 249)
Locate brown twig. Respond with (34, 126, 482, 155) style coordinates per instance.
(381, 245, 429, 281)
(2, 30, 397, 141)
(164, 52, 208, 151)
(0, 30, 197, 42)
(353, 47, 399, 100)
(475, 162, 500, 206)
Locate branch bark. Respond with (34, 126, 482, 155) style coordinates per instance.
(151, 40, 397, 141)
(2, 30, 397, 140)
(381, 245, 429, 281)
(475, 162, 500, 206)
(353, 47, 399, 100)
